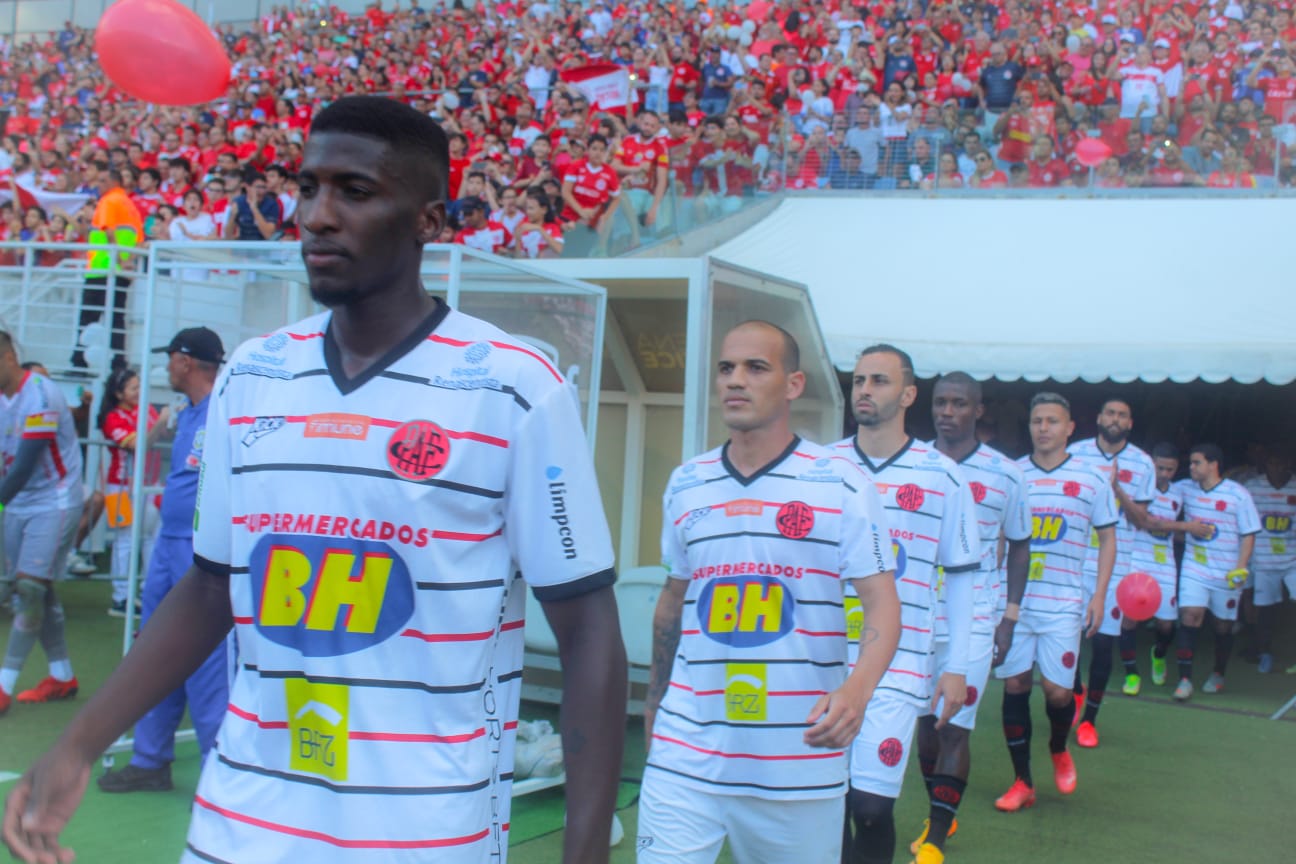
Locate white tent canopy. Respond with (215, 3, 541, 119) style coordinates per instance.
(711, 197, 1296, 384)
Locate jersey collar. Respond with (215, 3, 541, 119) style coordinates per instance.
(853, 435, 914, 474)
(1029, 453, 1074, 474)
(721, 435, 800, 487)
(322, 296, 450, 396)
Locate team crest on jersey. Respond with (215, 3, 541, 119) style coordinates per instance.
(1063, 481, 1081, 497)
(1031, 514, 1067, 544)
(1118, 469, 1133, 483)
(969, 481, 987, 504)
(696, 576, 794, 647)
(464, 342, 492, 364)
(877, 738, 904, 767)
(250, 533, 415, 657)
(896, 484, 925, 511)
(776, 501, 815, 539)
(1215, 500, 1227, 512)
(387, 420, 450, 480)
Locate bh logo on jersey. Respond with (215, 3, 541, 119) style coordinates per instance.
(250, 534, 415, 656)
(891, 540, 908, 579)
(697, 576, 794, 647)
(1031, 514, 1067, 545)
(1264, 514, 1292, 534)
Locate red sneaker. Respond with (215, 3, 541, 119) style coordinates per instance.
(16, 676, 79, 704)
(1072, 693, 1085, 728)
(0, 689, 10, 716)
(994, 779, 1037, 812)
(1052, 751, 1077, 795)
(1075, 720, 1099, 748)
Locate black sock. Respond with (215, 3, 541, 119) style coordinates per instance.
(1002, 690, 1032, 786)
(926, 774, 966, 851)
(846, 788, 896, 864)
(1046, 699, 1073, 754)
(1178, 624, 1201, 680)
(1154, 625, 1175, 659)
(1083, 633, 1115, 723)
(1119, 627, 1139, 675)
(920, 755, 936, 798)
(1072, 664, 1085, 697)
(1214, 631, 1235, 676)
(1256, 605, 1276, 655)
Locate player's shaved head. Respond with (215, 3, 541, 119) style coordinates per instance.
(859, 343, 914, 386)
(934, 371, 982, 404)
(731, 320, 800, 373)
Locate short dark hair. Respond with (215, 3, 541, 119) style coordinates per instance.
(1151, 442, 1179, 461)
(668, 109, 688, 125)
(587, 133, 609, 148)
(859, 343, 915, 385)
(1030, 391, 1071, 415)
(310, 95, 450, 202)
(934, 370, 982, 403)
(732, 320, 800, 373)
(1189, 443, 1223, 468)
(0, 330, 15, 358)
(1099, 395, 1132, 414)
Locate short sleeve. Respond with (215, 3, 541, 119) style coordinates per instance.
(1002, 463, 1033, 542)
(1135, 453, 1156, 503)
(1237, 485, 1262, 536)
(506, 381, 615, 601)
(660, 477, 690, 582)
(836, 464, 895, 582)
(939, 468, 982, 573)
(193, 367, 234, 575)
(103, 410, 133, 444)
(1092, 470, 1120, 529)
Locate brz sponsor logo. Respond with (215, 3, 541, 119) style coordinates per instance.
(242, 416, 286, 446)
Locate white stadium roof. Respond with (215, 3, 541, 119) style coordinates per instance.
(711, 196, 1296, 384)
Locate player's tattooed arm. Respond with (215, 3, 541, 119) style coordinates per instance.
(644, 577, 689, 748)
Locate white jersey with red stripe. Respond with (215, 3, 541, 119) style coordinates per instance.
(1068, 438, 1156, 589)
(649, 438, 894, 801)
(1243, 475, 1296, 573)
(1175, 477, 1262, 587)
(187, 300, 615, 863)
(1130, 484, 1184, 583)
(943, 443, 1032, 636)
(831, 437, 981, 707)
(0, 370, 83, 514)
(1018, 455, 1119, 621)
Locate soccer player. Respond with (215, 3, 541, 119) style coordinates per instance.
(639, 321, 901, 864)
(97, 327, 228, 794)
(0, 331, 85, 717)
(1066, 397, 1155, 746)
(1173, 444, 1261, 700)
(994, 393, 1117, 813)
(3, 96, 628, 864)
(911, 372, 1031, 864)
(832, 346, 981, 864)
(1128, 444, 1213, 687)
(1244, 448, 1296, 673)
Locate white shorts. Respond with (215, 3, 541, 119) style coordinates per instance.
(1149, 571, 1178, 621)
(1254, 569, 1296, 607)
(931, 631, 994, 731)
(995, 614, 1082, 689)
(3, 506, 81, 582)
(1178, 576, 1241, 621)
(848, 693, 921, 798)
(637, 767, 843, 864)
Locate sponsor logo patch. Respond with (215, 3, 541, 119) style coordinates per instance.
(305, 413, 370, 441)
(697, 576, 794, 647)
(241, 416, 286, 446)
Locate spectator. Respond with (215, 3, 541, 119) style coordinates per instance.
(828, 148, 869, 190)
(700, 46, 734, 117)
(170, 190, 218, 243)
(921, 150, 966, 189)
(979, 42, 1026, 125)
(453, 197, 509, 255)
(512, 191, 565, 259)
(222, 173, 282, 241)
(72, 167, 142, 371)
(969, 150, 1010, 188)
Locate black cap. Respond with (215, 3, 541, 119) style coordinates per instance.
(152, 327, 225, 364)
(460, 196, 486, 213)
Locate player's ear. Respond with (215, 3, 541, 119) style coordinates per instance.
(786, 369, 806, 401)
(974, 403, 985, 422)
(900, 382, 918, 409)
(417, 199, 446, 245)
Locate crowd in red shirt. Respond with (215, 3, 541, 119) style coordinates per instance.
(0, 0, 1291, 258)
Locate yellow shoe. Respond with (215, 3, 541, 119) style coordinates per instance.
(910, 842, 945, 864)
(910, 817, 958, 854)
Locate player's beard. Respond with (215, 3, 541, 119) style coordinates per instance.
(854, 399, 899, 428)
(308, 283, 365, 308)
(1098, 424, 1128, 445)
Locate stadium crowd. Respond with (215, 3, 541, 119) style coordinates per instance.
(0, 0, 1293, 258)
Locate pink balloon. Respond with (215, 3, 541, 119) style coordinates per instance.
(1115, 572, 1162, 622)
(96, 0, 230, 106)
(1074, 136, 1113, 168)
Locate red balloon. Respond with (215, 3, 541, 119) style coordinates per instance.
(96, 0, 230, 105)
(1074, 136, 1113, 168)
(1115, 572, 1162, 622)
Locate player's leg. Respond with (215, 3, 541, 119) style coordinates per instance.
(1150, 574, 1177, 685)
(1175, 579, 1210, 700)
(1119, 614, 1141, 693)
(1254, 570, 1281, 672)
(1203, 586, 1240, 692)
(845, 696, 917, 864)
(6, 508, 81, 707)
(993, 623, 1037, 810)
(636, 769, 727, 864)
(1077, 626, 1117, 747)
(727, 792, 843, 864)
(1036, 624, 1081, 795)
(108, 521, 132, 615)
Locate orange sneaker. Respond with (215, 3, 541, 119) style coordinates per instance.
(16, 676, 79, 704)
(0, 689, 10, 716)
(909, 817, 959, 854)
(994, 779, 1036, 812)
(1075, 720, 1099, 748)
(1072, 692, 1085, 728)
(1052, 751, 1077, 795)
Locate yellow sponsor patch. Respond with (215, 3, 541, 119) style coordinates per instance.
(1153, 545, 1169, 566)
(725, 663, 767, 722)
(1192, 545, 1209, 565)
(286, 679, 349, 781)
(1089, 528, 1100, 549)
(844, 596, 863, 641)
(1273, 539, 1288, 555)
(1028, 552, 1047, 582)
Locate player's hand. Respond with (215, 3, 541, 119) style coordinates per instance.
(992, 617, 1016, 669)
(804, 679, 869, 749)
(931, 672, 967, 729)
(2, 746, 92, 864)
(1109, 456, 1120, 489)
(1226, 568, 1249, 589)
(1084, 595, 1103, 637)
(1186, 520, 1213, 539)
